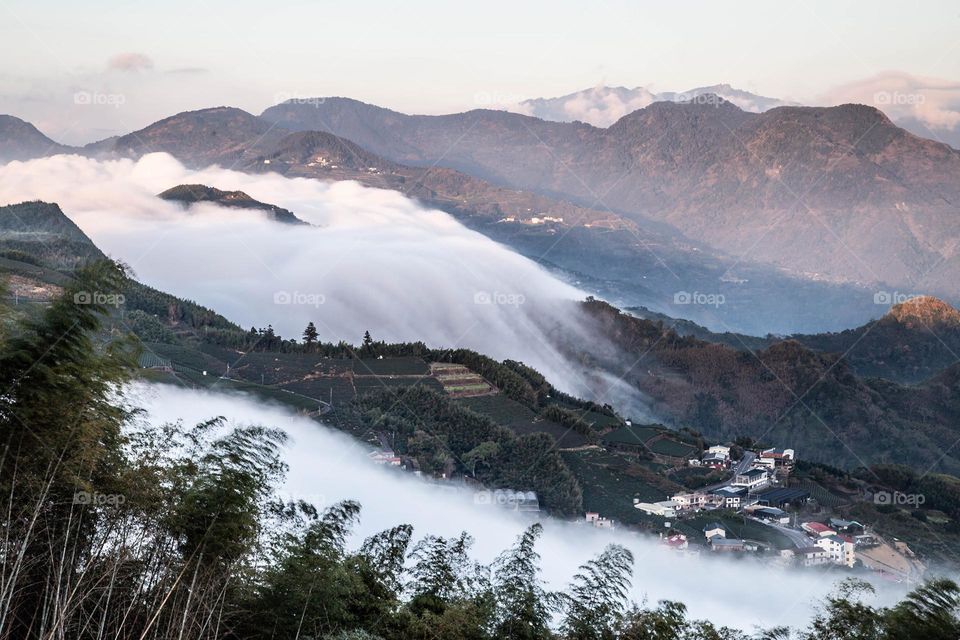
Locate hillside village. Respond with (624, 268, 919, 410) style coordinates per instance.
(368, 415, 928, 582)
(630, 445, 924, 580)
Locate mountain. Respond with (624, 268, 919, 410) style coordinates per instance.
(630, 295, 960, 385)
(570, 298, 960, 475)
(4, 105, 952, 334)
(261, 97, 960, 302)
(514, 84, 797, 127)
(4, 199, 960, 566)
(99, 106, 289, 168)
(158, 184, 309, 225)
(0, 115, 74, 162)
(794, 296, 960, 383)
(0, 200, 105, 268)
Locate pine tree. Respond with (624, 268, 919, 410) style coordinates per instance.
(362, 330, 374, 355)
(303, 321, 319, 347)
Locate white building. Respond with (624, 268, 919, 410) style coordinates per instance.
(707, 445, 731, 458)
(732, 467, 770, 490)
(635, 500, 679, 518)
(796, 547, 831, 567)
(710, 486, 748, 509)
(670, 492, 711, 511)
(815, 535, 856, 567)
(703, 523, 726, 540)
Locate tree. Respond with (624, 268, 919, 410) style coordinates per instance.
(617, 601, 688, 640)
(463, 441, 500, 477)
(491, 523, 554, 640)
(882, 578, 960, 640)
(562, 544, 634, 640)
(303, 321, 319, 346)
(408, 532, 483, 613)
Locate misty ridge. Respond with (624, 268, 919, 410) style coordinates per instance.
(0, 152, 649, 414)
(4, 3, 960, 638)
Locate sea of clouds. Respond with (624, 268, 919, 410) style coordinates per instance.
(0, 151, 651, 416)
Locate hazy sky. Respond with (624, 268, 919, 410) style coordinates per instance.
(2, 0, 959, 142)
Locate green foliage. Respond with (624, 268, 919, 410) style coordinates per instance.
(491, 524, 554, 640)
(356, 386, 583, 514)
(562, 544, 635, 640)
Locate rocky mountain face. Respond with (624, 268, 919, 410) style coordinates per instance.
(261, 97, 960, 300)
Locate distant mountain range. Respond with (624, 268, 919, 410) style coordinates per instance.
(511, 83, 960, 150)
(513, 84, 798, 127)
(5, 96, 960, 335)
(261, 96, 960, 307)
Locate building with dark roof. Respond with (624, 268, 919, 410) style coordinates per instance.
(754, 487, 810, 508)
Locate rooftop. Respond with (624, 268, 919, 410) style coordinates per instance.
(802, 522, 834, 534)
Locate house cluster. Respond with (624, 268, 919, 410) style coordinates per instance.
(662, 446, 802, 518)
(688, 446, 796, 477)
(688, 445, 735, 469)
(702, 523, 761, 553)
(584, 512, 615, 529)
(790, 519, 864, 568)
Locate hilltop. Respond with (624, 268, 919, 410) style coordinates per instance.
(158, 184, 309, 225)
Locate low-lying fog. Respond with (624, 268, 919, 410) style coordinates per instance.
(130, 382, 907, 631)
(0, 152, 651, 417)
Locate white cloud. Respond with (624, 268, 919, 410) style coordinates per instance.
(822, 71, 960, 146)
(107, 53, 155, 73)
(128, 381, 910, 631)
(0, 152, 650, 416)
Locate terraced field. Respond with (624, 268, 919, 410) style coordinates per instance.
(430, 362, 496, 397)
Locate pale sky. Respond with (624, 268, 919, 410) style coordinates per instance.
(2, 0, 959, 143)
